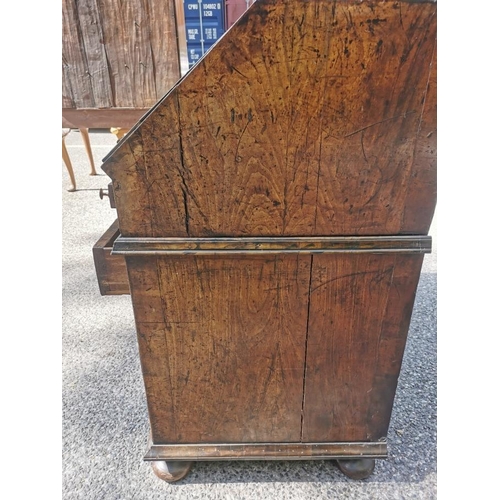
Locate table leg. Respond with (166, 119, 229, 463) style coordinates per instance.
(79, 127, 97, 175)
(62, 135, 76, 192)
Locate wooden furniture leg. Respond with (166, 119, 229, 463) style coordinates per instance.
(147, 432, 193, 482)
(79, 127, 97, 175)
(62, 130, 76, 192)
(337, 459, 376, 480)
(150, 461, 193, 483)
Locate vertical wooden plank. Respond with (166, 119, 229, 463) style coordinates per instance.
(96, 0, 135, 107)
(98, 0, 177, 108)
(312, 0, 438, 236)
(128, 254, 311, 443)
(402, 33, 437, 234)
(126, 0, 153, 107)
(139, 90, 190, 237)
(365, 254, 425, 439)
(126, 256, 165, 324)
(64, 0, 180, 110)
(62, 69, 74, 108)
(62, 0, 94, 108)
(302, 253, 423, 442)
(75, 0, 113, 108)
(144, 0, 181, 98)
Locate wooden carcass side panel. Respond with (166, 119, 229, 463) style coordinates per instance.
(103, 0, 437, 238)
(301, 253, 424, 442)
(127, 254, 311, 443)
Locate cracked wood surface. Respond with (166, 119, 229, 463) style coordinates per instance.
(99, 0, 437, 451)
(127, 250, 424, 444)
(302, 253, 425, 441)
(103, 0, 437, 238)
(127, 254, 311, 443)
(62, 0, 180, 109)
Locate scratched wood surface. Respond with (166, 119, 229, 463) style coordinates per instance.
(96, 0, 438, 455)
(103, 0, 437, 238)
(62, 0, 180, 109)
(127, 254, 311, 443)
(301, 253, 424, 442)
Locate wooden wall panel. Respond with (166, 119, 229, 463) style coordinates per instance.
(301, 253, 424, 442)
(62, 0, 180, 109)
(127, 254, 311, 443)
(143, 0, 181, 102)
(103, 0, 437, 238)
(75, 0, 113, 108)
(62, 0, 94, 108)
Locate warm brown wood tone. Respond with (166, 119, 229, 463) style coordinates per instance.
(95, 0, 437, 481)
(302, 253, 424, 442)
(79, 128, 97, 175)
(92, 220, 130, 295)
(62, 108, 149, 129)
(62, 0, 180, 109)
(113, 235, 431, 255)
(145, 442, 387, 461)
(126, 254, 311, 443)
(62, 129, 76, 192)
(62, 128, 102, 190)
(103, 0, 437, 239)
(150, 461, 193, 483)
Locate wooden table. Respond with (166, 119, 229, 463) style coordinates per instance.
(61, 109, 148, 191)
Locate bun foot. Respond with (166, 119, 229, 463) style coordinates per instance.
(150, 460, 193, 483)
(337, 458, 375, 480)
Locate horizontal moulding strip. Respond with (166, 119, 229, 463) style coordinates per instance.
(144, 441, 388, 461)
(112, 235, 432, 255)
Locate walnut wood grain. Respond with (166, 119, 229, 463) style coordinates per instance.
(93, 0, 438, 475)
(127, 254, 311, 443)
(301, 253, 424, 442)
(103, 0, 437, 238)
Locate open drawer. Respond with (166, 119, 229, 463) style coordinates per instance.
(92, 219, 130, 295)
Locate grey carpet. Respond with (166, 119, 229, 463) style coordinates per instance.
(62, 129, 437, 499)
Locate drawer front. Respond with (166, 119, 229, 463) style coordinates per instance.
(93, 220, 130, 295)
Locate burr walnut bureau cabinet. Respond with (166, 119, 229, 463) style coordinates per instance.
(93, 0, 437, 482)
